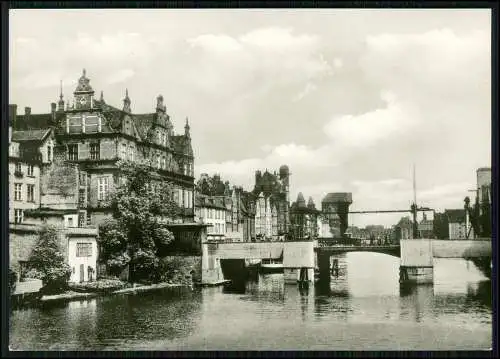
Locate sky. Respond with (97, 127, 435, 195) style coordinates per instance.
(9, 9, 491, 227)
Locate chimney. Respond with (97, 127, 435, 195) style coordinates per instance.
(51, 102, 56, 115)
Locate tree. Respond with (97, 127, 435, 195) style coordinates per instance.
(98, 160, 179, 283)
(26, 225, 71, 294)
(9, 268, 17, 294)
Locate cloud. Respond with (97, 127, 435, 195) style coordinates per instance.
(11, 32, 160, 91)
(360, 28, 490, 105)
(104, 69, 135, 85)
(292, 82, 318, 102)
(323, 91, 419, 149)
(186, 27, 333, 97)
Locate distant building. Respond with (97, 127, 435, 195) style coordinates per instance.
(395, 216, 413, 241)
(195, 195, 227, 241)
(252, 166, 290, 241)
(476, 167, 491, 237)
(321, 193, 353, 238)
(418, 213, 434, 238)
(445, 209, 469, 239)
(290, 193, 319, 240)
(477, 167, 491, 210)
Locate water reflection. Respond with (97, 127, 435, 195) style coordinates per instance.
(10, 254, 492, 351)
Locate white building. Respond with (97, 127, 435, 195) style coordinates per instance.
(195, 195, 227, 241)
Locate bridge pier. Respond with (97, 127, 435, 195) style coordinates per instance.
(399, 239, 434, 285)
(283, 241, 315, 284)
(316, 252, 331, 284)
(201, 242, 224, 285)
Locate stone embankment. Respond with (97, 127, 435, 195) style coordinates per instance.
(39, 281, 192, 303)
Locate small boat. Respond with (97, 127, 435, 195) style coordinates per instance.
(261, 258, 283, 273)
(261, 251, 283, 273)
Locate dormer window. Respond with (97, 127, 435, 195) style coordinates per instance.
(85, 115, 99, 133)
(67, 116, 83, 134)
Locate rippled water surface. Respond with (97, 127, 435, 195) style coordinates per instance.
(9, 254, 492, 350)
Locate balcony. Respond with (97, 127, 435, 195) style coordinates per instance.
(14, 170, 24, 178)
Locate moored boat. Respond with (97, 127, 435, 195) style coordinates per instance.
(261, 258, 283, 273)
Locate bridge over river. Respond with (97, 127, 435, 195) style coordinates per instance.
(201, 239, 491, 285)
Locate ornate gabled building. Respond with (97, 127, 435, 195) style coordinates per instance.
(290, 193, 319, 240)
(11, 69, 195, 226)
(252, 165, 290, 240)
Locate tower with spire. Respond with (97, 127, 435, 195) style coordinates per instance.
(73, 68, 95, 111)
(123, 89, 131, 113)
(57, 80, 65, 112)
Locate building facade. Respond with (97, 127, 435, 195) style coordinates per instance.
(418, 213, 434, 238)
(445, 209, 468, 239)
(195, 195, 227, 241)
(321, 193, 353, 238)
(8, 107, 55, 224)
(252, 166, 290, 241)
(290, 193, 319, 240)
(11, 69, 195, 226)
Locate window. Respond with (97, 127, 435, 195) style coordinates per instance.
(98, 177, 109, 201)
(128, 146, 135, 162)
(76, 243, 93, 257)
(121, 143, 127, 159)
(68, 117, 83, 134)
(68, 144, 78, 161)
(27, 165, 34, 177)
(47, 146, 52, 162)
(68, 217, 74, 228)
(15, 162, 22, 173)
(79, 189, 86, 204)
(14, 183, 22, 201)
(161, 156, 166, 169)
(90, 143, 100, 160)
(85, 115, 99, 133)
(86, 212, 92, 226)
(14, 209, 23, 224)
(78, 211, 85, 227)
(27, 184, 35, 202)
(157, 156, 161, 169)
(79, 172, 87, 186)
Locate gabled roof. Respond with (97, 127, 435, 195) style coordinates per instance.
(11, 128, 52, 143)
(132, 113, 157, 140)
(322, 192, 353, 204)
(171, 135, 193, 156)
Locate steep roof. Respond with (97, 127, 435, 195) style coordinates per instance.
(14, 114, 53, 130)
(296, 192, 306, 208)
(11, 128, 52, 143)
(195, 195, 226, 210)
(171, 135, 193, 157)
(322, 192, 353, 204)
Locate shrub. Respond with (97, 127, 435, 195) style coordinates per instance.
(26, 225, 72, 294)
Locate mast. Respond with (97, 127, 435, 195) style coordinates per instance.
(412, 163, 419, 239)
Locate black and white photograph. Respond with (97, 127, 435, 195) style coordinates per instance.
(6, 6, 493, 351)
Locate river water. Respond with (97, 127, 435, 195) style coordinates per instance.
(9, 253, 492, 351)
